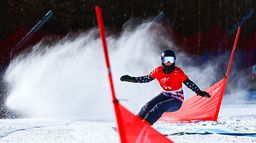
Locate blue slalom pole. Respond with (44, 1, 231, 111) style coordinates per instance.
(226, 9, 255, 37)
(10, 10, 54, 58)
(218, 9, 255, 50)
(153, 11, 166, 22)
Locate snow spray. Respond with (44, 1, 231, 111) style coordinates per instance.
(4, 20, 248, 120)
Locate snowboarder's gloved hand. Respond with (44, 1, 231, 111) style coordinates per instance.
(120, 75, 137, 82)
(196, 91, 211, 98)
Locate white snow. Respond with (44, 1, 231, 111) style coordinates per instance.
(0, 119, 118, 143)
(0, 104, 255, 143)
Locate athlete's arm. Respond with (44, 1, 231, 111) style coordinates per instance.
(120, 75, 154, 83)
(183, 78, 201, 93)
(183, 78, 211, 98)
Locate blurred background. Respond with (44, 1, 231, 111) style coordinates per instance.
(0, 0, 255, 118)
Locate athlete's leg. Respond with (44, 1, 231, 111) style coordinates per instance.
(144, 98, 182, 125)
(137, 92, 169, 119)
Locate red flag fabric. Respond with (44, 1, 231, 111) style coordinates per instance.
(160, 78, 227, 122)
(116, 103, 174, 143)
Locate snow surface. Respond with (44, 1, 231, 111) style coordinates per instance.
(0, 104, 255, 143)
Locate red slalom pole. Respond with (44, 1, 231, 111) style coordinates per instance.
(95, 6, 127, 143)
(213, 27, 241, 120)
(225, 27, 241, 78)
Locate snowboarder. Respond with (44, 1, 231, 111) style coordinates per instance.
(120, 49, 211, 125)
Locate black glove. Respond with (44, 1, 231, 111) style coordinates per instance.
(196, 91, 211, 98)
(120, 75, 137, 82)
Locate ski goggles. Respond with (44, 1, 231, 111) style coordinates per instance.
(162, 56, 175, 64)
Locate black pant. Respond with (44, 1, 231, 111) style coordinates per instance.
(137, 92, 182, 125)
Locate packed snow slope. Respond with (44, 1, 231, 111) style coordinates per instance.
(0, 104, 255, 143)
